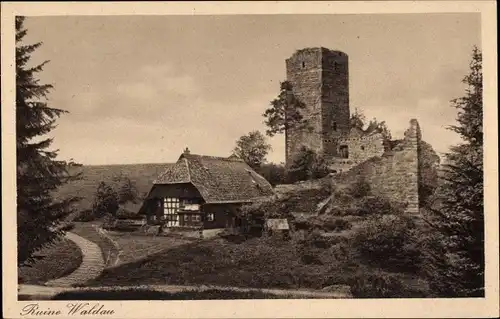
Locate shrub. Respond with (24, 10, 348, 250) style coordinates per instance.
(285, 146, 329, 183)
(350, 195, 405, 216)
(349, 271, 408, 298)
(347, 270, 430, 298)
(256, 163, 286, 186)
(116, 207, 142, 220)
(74, 209, 97, 222)
(59, 222, 75, 231)
(101, 213, 117, 230)
(349, 178, 371, 199)
(322, 218, 352, 232)
(352, 215, 423, 273)
(292, 219, 311, 231)
(92, 182, 120, 218)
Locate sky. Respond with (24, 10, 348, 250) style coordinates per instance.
(23, 13, 481, 165)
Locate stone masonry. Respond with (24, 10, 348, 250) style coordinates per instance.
(285, 47, 350, 164)
(331, 119, 423, 214)
(284, 47, 426, 215)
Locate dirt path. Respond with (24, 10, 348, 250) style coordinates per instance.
(18, 283, 351, 300)
(45, 232, 105, 287)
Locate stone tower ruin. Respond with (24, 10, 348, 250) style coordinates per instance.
(285, 47, 350, 164)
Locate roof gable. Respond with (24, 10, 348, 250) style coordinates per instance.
(153, 153, 274, 203)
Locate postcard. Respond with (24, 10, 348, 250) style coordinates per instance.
(2, 1, 498, 318)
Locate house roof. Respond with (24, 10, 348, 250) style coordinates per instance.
(153, 153, 274, 204)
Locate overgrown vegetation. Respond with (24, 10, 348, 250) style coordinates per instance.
(285, 146, 330, 183)
(255, 163, 287, 187)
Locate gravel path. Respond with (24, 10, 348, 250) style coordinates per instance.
(18, 283, 351, 300)
(44, 232, 105, 287)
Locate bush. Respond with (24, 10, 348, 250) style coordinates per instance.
(295, 231, 328, 264)
(322, 218, 352, 232)
(256, 163, 286, 186)
(348, 271, 428, 298)
(352, 215, 423, 273)
(92, 182, 120, 218)
(349, 178, 371, 199)
(101, 213, 117, 230)
(286, 146, 329, 183)
(116, 207, 142, 220)
(59, 222, 75, 231)
(74, 209, 97, 222)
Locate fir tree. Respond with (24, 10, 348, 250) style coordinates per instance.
(425, 47, 484, 297)
(16, 16, 80, 266)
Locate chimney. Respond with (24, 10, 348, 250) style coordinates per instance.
(183, 147, 190, 155)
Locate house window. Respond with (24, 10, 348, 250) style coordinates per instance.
(193, 215, 201, 222)
(183, 215, 190, 222)
(339, 145, 349, 159)
(181, 199, 200, 211)
(163, 197, 180, 227)
(361, 146, 365, 151)
(333, 121, 337, 131)
(302, 61, 305, 68)
(207, 213, 215, 222)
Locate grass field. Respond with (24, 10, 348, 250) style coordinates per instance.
(105, 231, 193, 266)
(18, 238, 83, 285)
(86, 235, 430, 298)
(53, 163, 173, 216)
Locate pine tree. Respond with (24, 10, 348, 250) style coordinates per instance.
(16, 16, 80, 266)
(425, 47, 484, 297)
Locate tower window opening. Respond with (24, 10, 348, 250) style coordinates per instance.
(302, 61, 305, 68)
(334, 61, 339, 70)
(332, 121, 337, 131)
(361, 146, 365, 151)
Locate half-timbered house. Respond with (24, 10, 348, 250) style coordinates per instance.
(138, 148, 274, 231)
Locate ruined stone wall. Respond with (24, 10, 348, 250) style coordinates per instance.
(332, 119, 422, 215)
(327, 131, 385, 173)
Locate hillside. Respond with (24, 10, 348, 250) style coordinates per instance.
(54, 163, 174, 215)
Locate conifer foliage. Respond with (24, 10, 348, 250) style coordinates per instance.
(426, 47, 484, 297)
(16, 17, 80, 266)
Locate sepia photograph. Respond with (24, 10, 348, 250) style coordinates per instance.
(2, 1, 498, 318)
